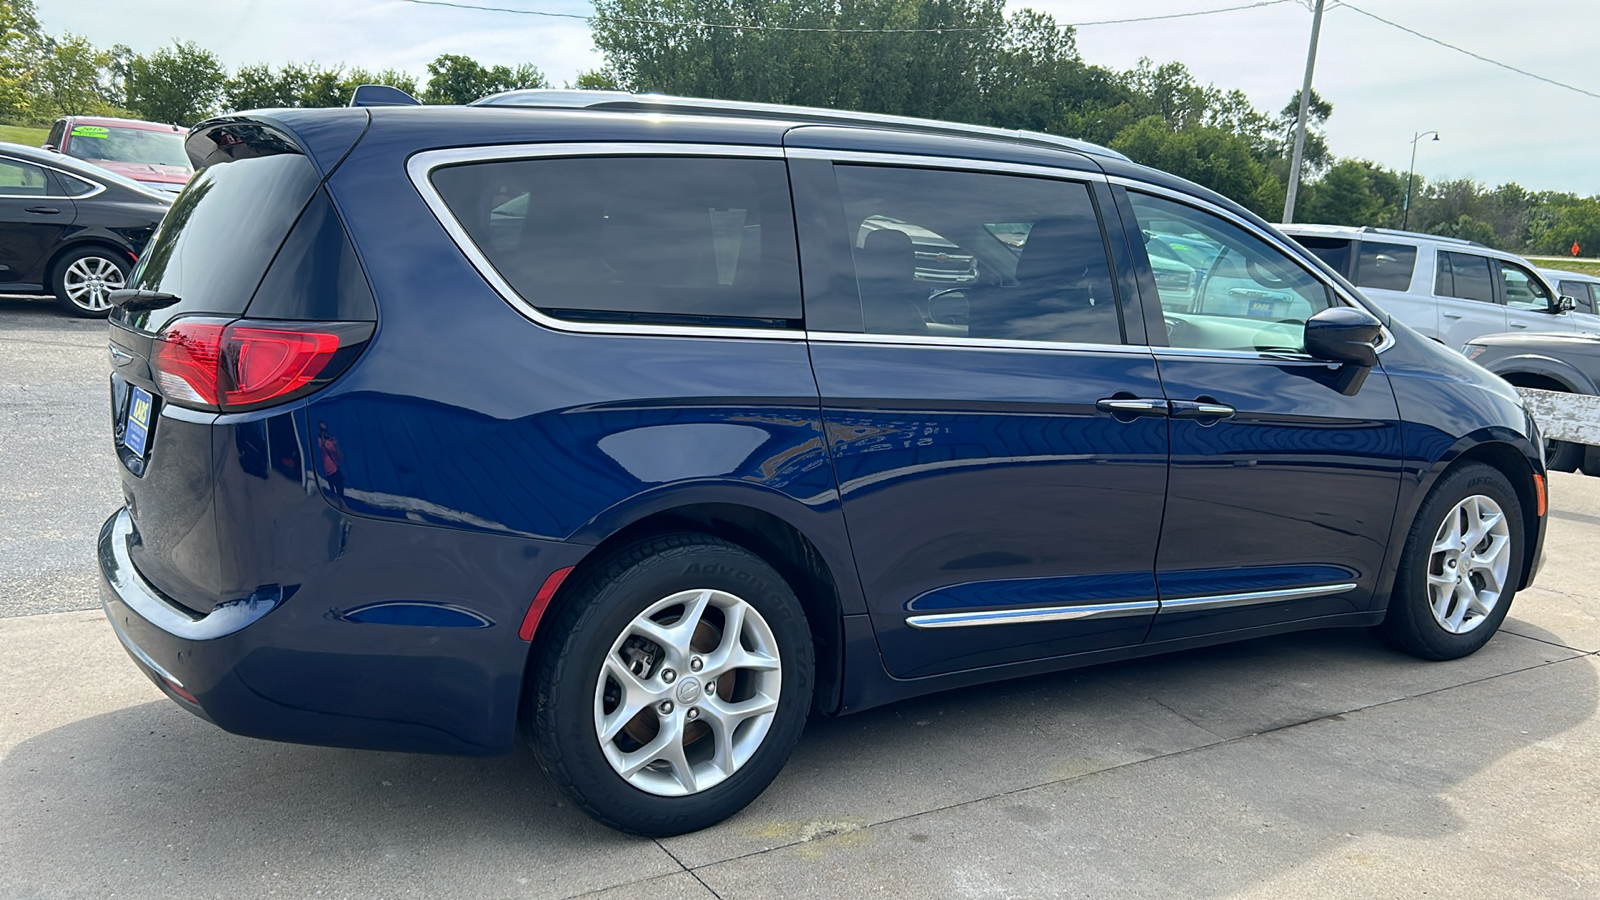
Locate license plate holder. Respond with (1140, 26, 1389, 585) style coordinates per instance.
(122, 385, 153, 458)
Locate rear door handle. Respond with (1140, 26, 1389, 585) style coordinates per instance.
(1442, 313, 1463, 320)
(1170, 400, 1236, 420)
(1510, 322, 1529, 329)
(25, 206, 59, 214)
(1096, 397, 1169, 417)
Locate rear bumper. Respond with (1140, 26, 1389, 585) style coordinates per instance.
(97, 507, 587, 755)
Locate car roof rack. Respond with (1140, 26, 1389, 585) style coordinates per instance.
(1361, 226, 1486, 248)
(1280, 222, 1488, 249)
(470, 89, 1130, 162)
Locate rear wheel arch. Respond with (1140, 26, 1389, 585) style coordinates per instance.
(524, 503, 848, 719)
(45, 236, 135, 282)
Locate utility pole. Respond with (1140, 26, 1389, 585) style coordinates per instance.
(1402, 131, 1440, 230)
(1282, 0, 1326, 225)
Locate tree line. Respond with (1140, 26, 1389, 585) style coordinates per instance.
(1, 0, 1595, 257)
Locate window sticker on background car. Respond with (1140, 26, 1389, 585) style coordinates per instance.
(70, 125, 109, 139)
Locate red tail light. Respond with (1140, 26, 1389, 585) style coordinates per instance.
(153, 318, 371, 412)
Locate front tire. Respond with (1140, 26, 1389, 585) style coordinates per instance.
(1375, 463, 1525, 660)
(528, 533, 813, 836)
(51, 246, 129, 318)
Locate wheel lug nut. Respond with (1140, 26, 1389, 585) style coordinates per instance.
(660, 668, 676, 684)
(687, 708, 700, 721)
(705, 681, 716, 696)
(690, 657, 704, 672)
(658, 700, 674, 715)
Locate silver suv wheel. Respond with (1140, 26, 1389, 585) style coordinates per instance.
(594, 588, 782, 797)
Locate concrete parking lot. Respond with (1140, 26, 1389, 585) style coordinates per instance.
(2, 296, 1598, 899)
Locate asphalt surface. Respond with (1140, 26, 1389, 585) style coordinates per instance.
(3, 300, 1599, 898)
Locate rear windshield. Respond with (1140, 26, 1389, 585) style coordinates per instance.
(119, 153, 322, 333)
(430, 155, 802, 327)
(1353, 241, 1417, 292)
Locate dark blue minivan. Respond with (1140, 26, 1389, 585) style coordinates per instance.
(99, 92, 1548, 836)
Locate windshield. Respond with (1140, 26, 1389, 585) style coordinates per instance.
(67, 125, 190, 168)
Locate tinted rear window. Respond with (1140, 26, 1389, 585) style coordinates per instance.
(1354, 241, 1417, 291)
(430, 156, 802, 327)
(1290, 236, 1352, 276)
(246, 188, 376, 321)
(119, 153, 322, 333)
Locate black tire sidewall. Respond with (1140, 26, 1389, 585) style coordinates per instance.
(1386, 464, 1525, 659)
(52, 247, 129, 318)
(531, 536, 813, 836)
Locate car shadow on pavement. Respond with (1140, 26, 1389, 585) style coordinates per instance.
(2, 625, 1594, 898)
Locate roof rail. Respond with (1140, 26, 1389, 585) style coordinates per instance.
(1363, 226, 1486, 248)
(471, 89, 1130, 162)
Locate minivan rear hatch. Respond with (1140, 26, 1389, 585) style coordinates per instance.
(107, 114, 373, 613)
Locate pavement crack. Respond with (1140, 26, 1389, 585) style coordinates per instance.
(655, 838, 724, 899)
(1145, 693, 1227, 740)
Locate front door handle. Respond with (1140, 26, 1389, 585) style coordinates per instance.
(1510, 322, 1529, 329)
(1442, 313, 1464, 320)
(25, 206, 59, 214)
(1096, 397, 1169, 417)
(1170, 400, 1236, 420)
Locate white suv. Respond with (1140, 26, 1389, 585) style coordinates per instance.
(1279, 225, 1598, 346)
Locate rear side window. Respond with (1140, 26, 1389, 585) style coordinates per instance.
(1559, 280, 1597, 314)
(1436, 251, 1496, 304)
(1353, 241, 1416, 291)
(246, 188, 376, 321)
(430, 156, 801, 327)
(1291, 236, 1352, 276)
(54, 171, 97, 196)
(121, 153, 323, 333)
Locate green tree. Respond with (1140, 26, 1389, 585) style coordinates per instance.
(122, 40, 225, 125)
(34, 33, 114, 117)
(0, 0, 41, 121)
(422, 54, 547, 104)
(1111, 116, 1279, 216)
(570, 69, 621, 91)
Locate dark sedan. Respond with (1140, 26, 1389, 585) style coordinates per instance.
(0, 141, 172, 317)
(1465, 331, 1600, 471)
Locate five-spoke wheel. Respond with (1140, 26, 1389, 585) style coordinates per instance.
(528, 533, 812, 836)
(595, 588, 782, 796)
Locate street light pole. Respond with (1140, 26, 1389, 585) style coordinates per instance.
(1402, 130, 1440, 231)
(1282, 0, 1326, 225)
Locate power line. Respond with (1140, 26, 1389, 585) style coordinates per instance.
(1334, 1, 1600, 102)
(394, 0, 1299, 35)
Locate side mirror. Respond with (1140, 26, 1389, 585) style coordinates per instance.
(1557, 295, 1577, 313)
(1305, 306, 1383, 395)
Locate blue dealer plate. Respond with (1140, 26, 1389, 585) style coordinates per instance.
(123, 385, 153, 457)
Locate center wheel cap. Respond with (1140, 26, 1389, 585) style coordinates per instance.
(675, 676, 702, 705)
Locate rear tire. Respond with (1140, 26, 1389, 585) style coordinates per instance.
(528, 533, 813, 836)
(1546, 439, 1582, 473)
(51, 246, 129, 318)
(1374, 463, 1524, 660)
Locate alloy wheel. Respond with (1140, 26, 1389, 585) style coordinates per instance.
(594, 588, 782, 797)
(1426, 494, 1512, 634)
(63, 255, 125, 312)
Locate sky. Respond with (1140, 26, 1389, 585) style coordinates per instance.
(35, 0, 1600, 196)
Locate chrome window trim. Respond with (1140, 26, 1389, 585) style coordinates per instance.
(407, 142, 803, 341)
(1108, 175, 1397, 358)
(785, 147, 1108, 183)
(804, 329, 1152, 356)
(0, 153, 107, 199)
(907, 599, 1158, 630)
(1157, 582, 1357, 614)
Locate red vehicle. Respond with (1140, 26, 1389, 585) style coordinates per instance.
(44, 116, 192, 194)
